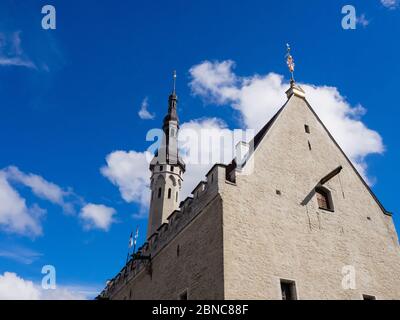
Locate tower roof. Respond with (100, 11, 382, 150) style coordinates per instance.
(163, 92, 179, 127)
(150, 71, 185, 171)
(163, 70, 179, 128)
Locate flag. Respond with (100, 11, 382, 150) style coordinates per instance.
(128, 232, 133, 248)
(133, 226, 139, 248)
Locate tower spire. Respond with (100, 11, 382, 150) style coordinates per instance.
(164, 70, 179, 129)
(147, 71, 186, 237)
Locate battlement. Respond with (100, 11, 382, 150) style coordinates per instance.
(98, 163, 235, 298)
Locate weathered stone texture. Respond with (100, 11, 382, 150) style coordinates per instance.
(104, 93, 400, 300)
(111, 195, 224, 300)
(221, 95, 400, 299)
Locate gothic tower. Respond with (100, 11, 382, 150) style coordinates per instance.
(147, 72, 185, 237)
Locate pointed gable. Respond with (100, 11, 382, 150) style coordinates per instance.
(244, 85, 391, 218)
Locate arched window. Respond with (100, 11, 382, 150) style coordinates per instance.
(168, 188, 172, 199)
(169, 175, 177, 187)
(158, 187, 162, 198)
(315, 187, 333, 211)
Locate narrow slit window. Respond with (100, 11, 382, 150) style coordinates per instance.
(158, 187, 162, 198)
(176, 191, 178, 202)
(363, 294, 376, 300)
(168, 188, 172, 199)
(305, 125, 310, 134)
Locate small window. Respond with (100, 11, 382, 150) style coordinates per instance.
(308, 140, 312, 151)
(315, 187, 333, 211)
(160, 165, 163, 171)
(158, 187, 162, 198)
(179, 290, 188, 300)
(168, 188, 172, 199)
(305, 125, 310, 134)
(280, 280, 297, 300)
(276, 190, 281, 195)
(363, 294, 376, 300)
(170, 166, 174, 172)
(176, 191, 178, 202)
(211, 174, 214, 183)
(177, 245, 180, 257)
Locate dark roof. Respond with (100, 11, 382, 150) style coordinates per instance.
(252, 101, 288, 151)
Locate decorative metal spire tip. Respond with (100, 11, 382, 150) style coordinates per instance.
(286, 43, 295, 83)
(172, 70, 177, 94)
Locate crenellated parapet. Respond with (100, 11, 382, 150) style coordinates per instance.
(98, 163, 235, 299)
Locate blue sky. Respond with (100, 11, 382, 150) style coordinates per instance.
(0, 0, 399, 299)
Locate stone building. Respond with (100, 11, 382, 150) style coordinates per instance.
(98, 77, 400, 300)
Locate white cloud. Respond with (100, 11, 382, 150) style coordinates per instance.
(381, 0, 398, 9)
(189, 60, 384, 184)
(0, 31, 35, 69)
(3, 166, 74, 214)
(80, 204, 116, 231)
(0, 172, 43, 237)
(138, 97, 155, 120)
(179, 118, 241, 197)
(0, 245, 42, 265)
(101, 118, 243, 214)
(102, 60, 385, 220)
(0, 272, 40, 300)
(0, 272, 98, 300)
(101, 151, 151, 211)
(0, 166, 113, 235)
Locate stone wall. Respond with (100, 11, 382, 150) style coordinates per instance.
(100, 93, 400, 300)
(101, 165, 227, 300)
(221, 94, 400, 299)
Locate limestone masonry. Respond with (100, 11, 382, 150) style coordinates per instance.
(98, 80, 400, 300)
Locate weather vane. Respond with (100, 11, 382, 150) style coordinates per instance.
(286, 43, 295, 83)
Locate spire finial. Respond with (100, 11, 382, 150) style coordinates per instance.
(286, 43, 295, 84)
(172, 70, 177, 94)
